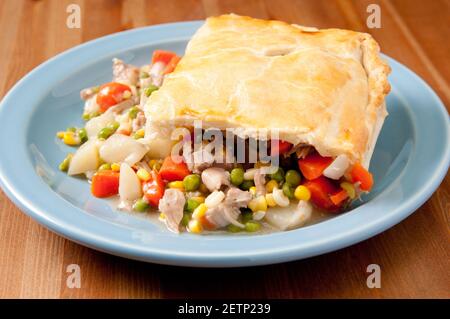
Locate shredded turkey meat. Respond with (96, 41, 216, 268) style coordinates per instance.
(254, 169, 266, 196)
(201, 167, 230, 192)
(190, 148, 215, 173)
(224, 187, 252, 208)
(132, 111, 146, 132)
(80, 87, 97, 101)
(204, 187, 251, 229)
(295, 145, 313, 159)
(205, 204, 244, 229)
(158, 189, 186, 233)
(112, 58, 139, 86)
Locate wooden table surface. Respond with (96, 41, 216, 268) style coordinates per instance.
(0, 0, 449, 299)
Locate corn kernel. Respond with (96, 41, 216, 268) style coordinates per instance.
(188, 219, 203, 234)
(192, 203, 207, 220)
(56, 131, 65, 139)
(294, 185, 311, 201)
(340, 182, 356, 199)
(111, 163, 121, 172)
(63, 131, 80, 146)
(148, 159, 158, 169)
(265, 193, 277, 207)
(265, 180, 278, 193)
(136, 168, 150, 181)
(168, 181, 184, 191)
(199, 183, 209, 194)
(133, 129, 145, 139)
(249, 186, 257, 196)
(122, 90, 132, 99)
(159, 213, 166, 220)
(148, 159, 162, 171)
(191, 196, 205, 204)
(254, 161, 270, 169)
(248, 195, 268, 212)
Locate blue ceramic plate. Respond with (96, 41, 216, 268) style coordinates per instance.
(0, 21, 449, 267)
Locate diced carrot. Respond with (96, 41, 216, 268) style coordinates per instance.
(116, 128, 131, 136)
(162, 55, 181, 75)
(201, 216, 217, 231)
(151, 50, 178, 65)
(350, 162, 374, 191)
(330, 189, 349, 206)
(303, 176, 341, 212)
(91, 170, 120, 198)
(159, 156, 191, 182)
(143, 171, 165, 207)
(96, 82, 131, 113)
(298, 152, 333, 180)
(270, 140, 293, 156)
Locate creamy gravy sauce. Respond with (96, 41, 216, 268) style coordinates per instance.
(107, 197, 333, 235)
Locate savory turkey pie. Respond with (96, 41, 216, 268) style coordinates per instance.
(58, 14, 391, 234)
(141, 14, 391, 232)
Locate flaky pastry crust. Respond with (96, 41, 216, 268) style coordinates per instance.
(145, 14, 391, 167)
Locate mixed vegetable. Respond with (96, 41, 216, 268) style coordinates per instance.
(57, 50, 374, 235)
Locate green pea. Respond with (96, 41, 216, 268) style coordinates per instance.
(245, 221, 261, 232)
(128, 106, 140, 119)
(140, 71, 149, 79)
(133, 199, 149, 212)
(67, 126, 77, 133)
(58, 154, 73, 172)
(227, 224, 242, 233)
(98, 127, 114, 140)
(83, 111, 100, 120)
(240, 210, 253, 223)
(183, 174, 201, 192)
(285, 170, 301, 187)
(240, 180, 254, 191)
(270, 167, 285, 182)
(90, 111, 100, 119)
(78, 128, 88, 143)
(282, 183, 295, 199)
(184, 198, 200, 213)
(107, 121, 120, 132)
(98, 163, 111, 171)
(230, 168, 244, 186)
(181, 213, 191, 227)
(144, 85, 158, 97)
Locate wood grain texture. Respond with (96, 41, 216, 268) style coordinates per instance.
(0, 0, 449, 298)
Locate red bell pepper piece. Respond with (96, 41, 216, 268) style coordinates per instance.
(159, 156, 191, 182)
(350, 162, 374, 191)
(270, 140, 293, 156)
(151, 50, 178, 65)
(143, 171, 165, 207)
(91, 170, 120, 198)
(298, 152, 333, 180)
(162, 55, 181, 74)
(96, 82, 131, 113)
(303, 176, 341, 212)
(151, 50, 180, 74)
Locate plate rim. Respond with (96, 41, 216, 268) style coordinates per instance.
(0, 21, 449, 267)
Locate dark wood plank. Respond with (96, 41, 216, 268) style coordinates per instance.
(0, 0, 448, 298)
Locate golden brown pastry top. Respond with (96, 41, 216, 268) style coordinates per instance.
(145, 14, 391, 165)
